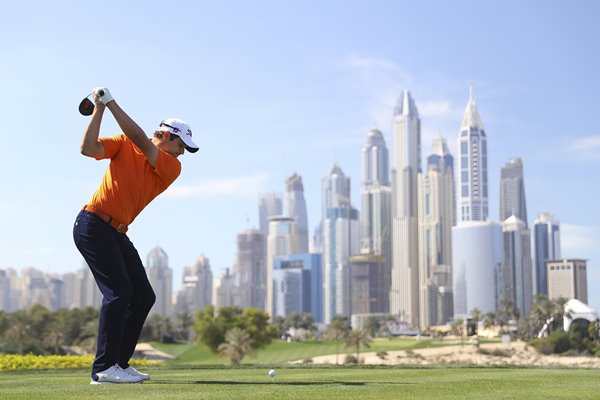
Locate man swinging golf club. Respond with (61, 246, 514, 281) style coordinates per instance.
(73, 87, 198, 384)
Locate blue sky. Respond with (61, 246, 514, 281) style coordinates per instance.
(1, 1, 599, 311)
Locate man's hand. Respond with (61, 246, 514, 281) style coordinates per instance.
(93, 87, 114, 105)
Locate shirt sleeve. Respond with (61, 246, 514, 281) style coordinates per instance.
(154, 148, 182, 186)
(96, 134, 126, 160)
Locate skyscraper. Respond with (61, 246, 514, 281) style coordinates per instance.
(213, 268, 235, 309)
(234, 228, 267, 311)
(285, 173, 309, 253)
(453, 87, 501, 316)
(146, 245, 173, 317)
(178, 256, 213, 313)
(258, 193, 283, 237)
(390, 90, 421, 327)
(457, 86, 488, 222)
(358, 128, 392, 314)
(322, 163, 359, 323)
(533, 212, 561, 295)
(501, 215, 533, 317)
(499, 158, 528, 226)
(417, 136, 455, 328)
(266, 216, 299, 316)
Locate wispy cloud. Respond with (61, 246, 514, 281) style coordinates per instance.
(561, 223, 598, 255)
(567, 135, 600, 163)
(164, 174, 269, 199)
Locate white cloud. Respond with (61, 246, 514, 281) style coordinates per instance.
(164, 173, 269, 199)
(561, 224, 597, 255)
(568, 135, 600, 162)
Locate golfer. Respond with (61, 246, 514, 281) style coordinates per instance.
(73, 87, 198, 384)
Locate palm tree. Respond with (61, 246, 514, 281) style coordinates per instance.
(218, 327, 255, 365)
(327, 315, 351, 364)
(43, 321, 67, 354)
(344, 329, 372, 362)
(173, 312, 194, 341)
(5, 311, 32, 354)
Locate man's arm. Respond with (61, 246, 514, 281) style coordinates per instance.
(80, 101, 105, 158)
(105, 99, 159, 167)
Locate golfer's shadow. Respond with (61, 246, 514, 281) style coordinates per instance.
(154, 380, 407, 386)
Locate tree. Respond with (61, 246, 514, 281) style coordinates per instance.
(5, 311, 32, 354)
(217, 327, 255, 365)
(326, 315, 351, 364)
(344, 329, 372, 362)
(363, 316, 381, 338)
(173, 312, 195, 341)
(194, 305, 275, 353)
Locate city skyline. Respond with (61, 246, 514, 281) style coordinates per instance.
(1, 1, 598, 313)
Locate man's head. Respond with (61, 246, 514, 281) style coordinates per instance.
(156, 118, 199, 154)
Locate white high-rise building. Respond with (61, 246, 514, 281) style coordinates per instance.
(234, 228, 266, 311)
(499, 158, 528, 226)
(457, 86, 488, 223)
(258, 193, 283, 237)
(418, 136, 455, 328)
(359, 128, 392, 314)
(177, 256, 213, 313)
(390, 90, 421, 327)
(533, 212, 561, 295)
(285, 173, 309, 253)
(452, 221, 503, 315)
(0, 269, 10, 311)
(452, 87, 502, 317)
(213, 268, 235, 309)
(146, 246, 173, 317)
(266, 216, 299, 316)
(322, 163, 359, 323)
(502, 215, 533, 317)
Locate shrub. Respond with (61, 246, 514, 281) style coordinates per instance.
(344, 355, 358, 364)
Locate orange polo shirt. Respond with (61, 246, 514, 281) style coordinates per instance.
(85, 134, 181, 226)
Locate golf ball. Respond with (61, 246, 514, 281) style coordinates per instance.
(268, 369, 276, 377)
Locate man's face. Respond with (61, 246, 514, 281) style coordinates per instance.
(160, 132, 186, 157)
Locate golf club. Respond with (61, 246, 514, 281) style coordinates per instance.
(78, 89, 105, 116)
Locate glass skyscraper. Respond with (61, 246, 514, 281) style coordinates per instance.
(285, 173, 309, 253)
(533, 212, 561, 295)
(499, 158, 528, 226)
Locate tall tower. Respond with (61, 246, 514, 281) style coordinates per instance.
(418, 136, 455, 328)
(266, 216, 299, 316)
(322, 164, 359, 323)
(258, 193, 283, 237)
(390, 90, 421, 327)
(453, 86, 501, 316)
(180, 256, 213, 313)
(146, 246, 173, 317)
(285, 173, 309, 253)
(533, 212, 561, 295)
(235, 229, 266, 311)
(499, 158, 528, 226)
(502, 215, 533, 317)
(356, 128, 392, 314)
(457, 86, 488, 222)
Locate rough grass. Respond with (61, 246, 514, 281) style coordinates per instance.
(1, 366, 599, 400)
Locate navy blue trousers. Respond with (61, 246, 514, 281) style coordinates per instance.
(73, 210, 155, 376)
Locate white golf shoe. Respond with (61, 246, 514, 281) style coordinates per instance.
(123, 366, 150, 381)
(90, 364, 144, 384)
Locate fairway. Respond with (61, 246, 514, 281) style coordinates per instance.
(1, 366, 599, 400)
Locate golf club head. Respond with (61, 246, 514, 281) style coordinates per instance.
(79, 97, 94, 116)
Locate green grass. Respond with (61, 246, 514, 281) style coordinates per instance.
(152, 337, 455, 365)
(1, 366, 599, 400)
